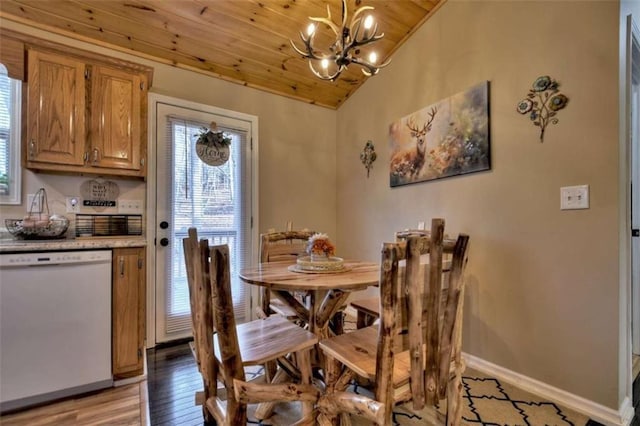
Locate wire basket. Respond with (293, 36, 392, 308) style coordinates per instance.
(5, 188, 70, 239)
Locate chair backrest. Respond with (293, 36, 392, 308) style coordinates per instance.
(183, 228, 247, 423)
(258, 229, 316, 317)
(259, 229, 315, 263)
(376, 218, 470, 413)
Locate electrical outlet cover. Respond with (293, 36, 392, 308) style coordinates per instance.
(560, 185, 589, 210)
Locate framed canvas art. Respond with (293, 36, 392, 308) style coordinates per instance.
(389, 81, 491, 187)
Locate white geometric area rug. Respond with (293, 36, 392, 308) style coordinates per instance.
(246, 366, 590, 426)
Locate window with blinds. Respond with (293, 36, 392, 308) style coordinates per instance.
(159, 114, 253, 339)
(0, 64, 21, 205)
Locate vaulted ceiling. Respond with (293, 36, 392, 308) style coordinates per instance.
(0, 0, 443, 108)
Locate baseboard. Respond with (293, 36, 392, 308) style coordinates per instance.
(464, 352, 634, 426)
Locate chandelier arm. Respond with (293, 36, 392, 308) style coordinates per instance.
(309, 16, 340, 37)
(353, 22, 384, 45)
(339, 31, 385, 64)
(292, 31, 339, 62)
(340, 0, 348, 30)
(290, 38, 314, 59)
(308, 61, 343, 81)
(350, 56, 391, 76)
(351, 56, 391, 69)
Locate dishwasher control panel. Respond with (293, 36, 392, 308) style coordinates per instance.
(0, 250, 112, 267)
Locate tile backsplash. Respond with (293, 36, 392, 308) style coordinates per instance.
(0, 170, 146, 238)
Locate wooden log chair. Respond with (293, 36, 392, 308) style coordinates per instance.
(183, 228, 320, 425)
(318, 219, 470, 426)
(259, 229, 315, 321)
(260, 229, 346, 335)
(349, 227, 451, 329)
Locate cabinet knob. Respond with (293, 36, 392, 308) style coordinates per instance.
(92, 148, 100, 164)
(29, 140, 35, 159)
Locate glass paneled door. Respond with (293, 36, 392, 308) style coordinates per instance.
(154, 99, 256, 343)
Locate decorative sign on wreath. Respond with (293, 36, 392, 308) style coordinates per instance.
(195, 122, 231, 166)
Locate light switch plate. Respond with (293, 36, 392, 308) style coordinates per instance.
(560, 185, 589, 210)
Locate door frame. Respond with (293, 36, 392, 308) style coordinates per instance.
(631, 20, 640, 357)
(619, 13, 640, 421)
(146, 92, 260, 347)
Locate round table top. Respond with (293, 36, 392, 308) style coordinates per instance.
(239, 259, 380, 291)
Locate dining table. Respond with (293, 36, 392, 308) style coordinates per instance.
(239, 259, 380, 340)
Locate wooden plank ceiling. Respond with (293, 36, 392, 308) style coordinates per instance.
(0, 0, 442, 109)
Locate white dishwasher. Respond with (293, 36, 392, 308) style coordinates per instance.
(0, 250, 113, 412)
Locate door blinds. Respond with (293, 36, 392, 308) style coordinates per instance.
(162, 116, 251, 336)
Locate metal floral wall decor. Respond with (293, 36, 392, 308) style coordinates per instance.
(389, 81, 491, 187)
(360, 140, 377, 178)
(516, 75, 569, 143)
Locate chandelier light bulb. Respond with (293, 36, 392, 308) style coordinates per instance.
(321, 58, 329, 69)
(306, 23, 316, 36)
(368, 52, 378, 64)
(364, 15, 374, 30)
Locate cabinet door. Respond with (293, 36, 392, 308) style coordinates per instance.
(90, 66, 144, 172)
(112, 247, 146, 378)
(26, 49, 86, 166)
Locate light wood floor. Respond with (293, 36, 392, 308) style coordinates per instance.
(4, 351, 638, 425)
(0, 382, 148, 426)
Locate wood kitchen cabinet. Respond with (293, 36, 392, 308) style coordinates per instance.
(24, 44, 152, 178)
(26, 49, 86, 167)
(90, 65, 144, 172)
(112, 247, 146, 378)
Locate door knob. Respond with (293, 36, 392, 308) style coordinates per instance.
(160, 221, 169, 229)
(160, 238, 169, 246)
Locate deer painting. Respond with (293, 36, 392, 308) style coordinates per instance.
(390, 107, 438, 182)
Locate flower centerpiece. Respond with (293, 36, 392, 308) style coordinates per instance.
(294, 232, 344, 272)
(306, 233, 335, 261)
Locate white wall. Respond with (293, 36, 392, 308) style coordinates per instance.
(336, 0, 621, 409)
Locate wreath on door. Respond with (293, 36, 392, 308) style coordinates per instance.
(195, 125, 231, 166)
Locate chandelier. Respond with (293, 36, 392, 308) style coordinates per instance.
(290, 0, 390, 81)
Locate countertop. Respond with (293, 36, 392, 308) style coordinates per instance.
(0, 236, 147, 253)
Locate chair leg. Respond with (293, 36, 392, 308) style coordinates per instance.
(356, 311, 375, 329)
(330, 311, 344, 335)
(298, 348, 314, 419)
(254, 368, 288, 420)
(446, 369, 463, 426)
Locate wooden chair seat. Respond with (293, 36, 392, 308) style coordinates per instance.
(214, 315, 317, 366)
(349, 297, 380, 328)
(320, 325, 461, 402)
(320, 326, 411, 383)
